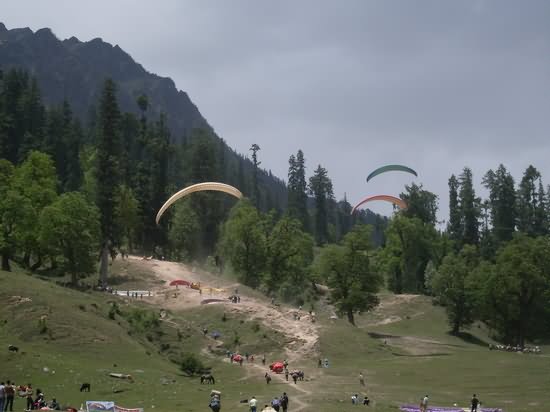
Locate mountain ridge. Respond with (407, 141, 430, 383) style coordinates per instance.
(0, 23, 208, 142)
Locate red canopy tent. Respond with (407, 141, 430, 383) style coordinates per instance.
(169, 279, 190, 287)
(270, 362, 284, 373)
(232, 354, 243, 362)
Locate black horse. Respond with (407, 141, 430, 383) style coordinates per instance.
(80, 383, 91, 392)
(8, 345, 18, 353)
(200, 374, 215, 384)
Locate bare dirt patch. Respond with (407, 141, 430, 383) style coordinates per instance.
(128, 256, 320, 361)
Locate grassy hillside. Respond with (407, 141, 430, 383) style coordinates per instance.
(2, 265, 549, 412)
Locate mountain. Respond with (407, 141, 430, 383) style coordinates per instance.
(0, 23, 207, 141)
(0, 23, 290, 211)
(0, 23, 384, 240)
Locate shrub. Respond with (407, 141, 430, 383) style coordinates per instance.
(108, 302, 120, 320)
(180, 352, 205, 375)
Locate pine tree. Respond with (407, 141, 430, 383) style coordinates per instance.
(309, 165, 334, 245)
(249, 144, 261, 209)
(458, 167, 480, 245)
(447, 175, 461, 244)
(95, 78, 121, 285)
(482, 164, 516, 245)
(517, 166, 544, 236)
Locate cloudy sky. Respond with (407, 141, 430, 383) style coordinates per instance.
(3, 0, 550, 220)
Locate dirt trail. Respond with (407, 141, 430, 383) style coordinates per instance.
(131, 256, 320, 362)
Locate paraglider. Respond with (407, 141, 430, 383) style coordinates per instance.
(156, 182, 243, 224)
(366, 164, 417, 182)
(351, 195, 407, 214)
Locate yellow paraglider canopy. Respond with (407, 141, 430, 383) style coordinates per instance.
(156, 182, 243, 224)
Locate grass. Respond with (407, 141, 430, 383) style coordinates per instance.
(2, 266, 550, 412)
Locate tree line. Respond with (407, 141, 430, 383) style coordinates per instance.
(0, 70, 382, 314)
(373, 166, 550, 347)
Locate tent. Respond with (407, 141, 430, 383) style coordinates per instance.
(270, 362, 284, 373)
(232, 354, 243, 362)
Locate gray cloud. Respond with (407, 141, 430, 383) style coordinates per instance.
(2, 0, 550, 218)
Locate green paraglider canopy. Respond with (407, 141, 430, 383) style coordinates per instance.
(366, 165, 417, 182)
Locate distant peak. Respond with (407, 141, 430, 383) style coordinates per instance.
(35, 27, 57, 39)
(63, 36, 80, 45)
(0, 22, 7, 33)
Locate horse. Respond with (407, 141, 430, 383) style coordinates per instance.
(80, 383, 91, 392)
(200, 374, 215, 384)
(8, 345, 18, 353)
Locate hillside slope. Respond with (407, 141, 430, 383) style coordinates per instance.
(4, 258, 546, 412)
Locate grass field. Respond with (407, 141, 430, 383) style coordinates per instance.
(1, 265, 549, 412)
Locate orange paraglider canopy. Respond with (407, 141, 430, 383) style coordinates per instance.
(351, 195, 407, 214)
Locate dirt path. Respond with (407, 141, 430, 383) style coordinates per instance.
(131, 256, 320, 362)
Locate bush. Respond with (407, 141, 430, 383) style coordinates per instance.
(124, 308, 160, 332)
(108, 302, 120, 320)
(251, 323, 260, 333)
(180, 352, 205, 376)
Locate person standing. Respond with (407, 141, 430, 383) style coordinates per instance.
(420, 395, 429, 412)
(0, 382, 5, 412)
(280, 393, 289, 412)
(25, 384, 33, 412)
(359, 372, 365, 386)
(284, 368, 289, 381)
(471, 394, 480, 412)
(249, 396, 258, 412)
(3, 381, 14, 412)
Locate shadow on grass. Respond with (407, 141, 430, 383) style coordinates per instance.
(391, 352, 451, 357)
(368, 332, 399, 339)
(449, 331, 488, 347)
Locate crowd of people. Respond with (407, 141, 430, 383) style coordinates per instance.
(0, 381, 61, 411)
(489, 344, 541, 354)
(253, 392, 289, 412)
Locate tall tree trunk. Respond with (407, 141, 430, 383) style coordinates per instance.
(452, 321, 460, 336)
(22, 252, 30, 268)
(99, 242, 109, 286)
(1, 252, 10, 271)
(347, 310, 355, 326)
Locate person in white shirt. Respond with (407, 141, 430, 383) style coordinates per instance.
(249, 396, 258, 412)
(0, 381, 5, 412)
(420, 395, 429, 412)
